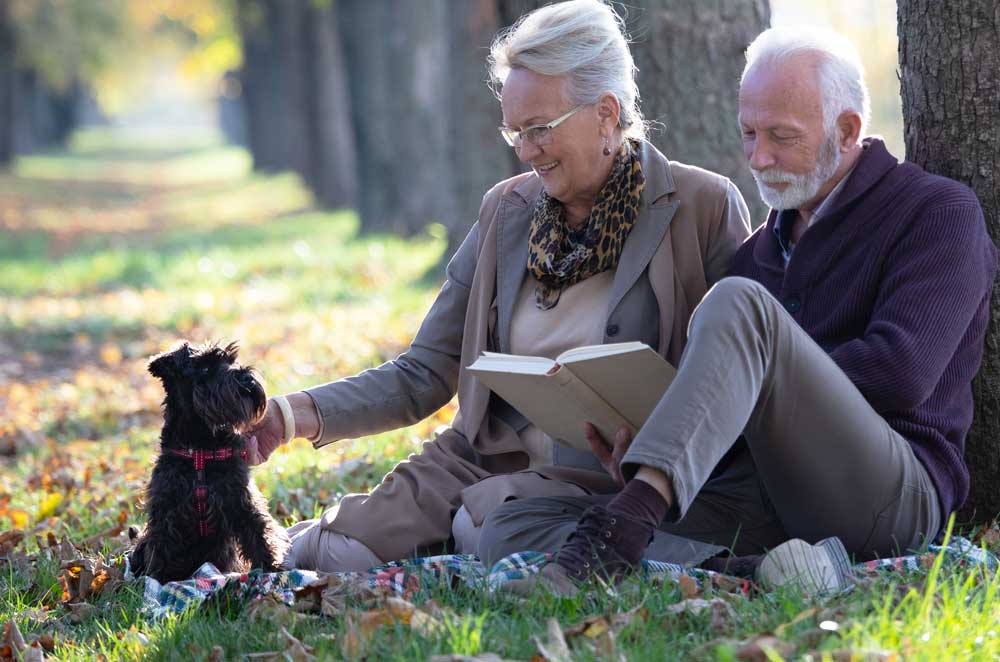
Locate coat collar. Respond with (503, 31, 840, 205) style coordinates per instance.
(495, 140, 679, 351)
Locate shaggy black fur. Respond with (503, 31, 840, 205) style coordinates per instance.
(129, 341, 289, 582)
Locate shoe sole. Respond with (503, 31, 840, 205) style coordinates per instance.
(756, 536, 852, 595)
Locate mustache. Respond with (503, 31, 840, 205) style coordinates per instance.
(750, 168, 809, 184)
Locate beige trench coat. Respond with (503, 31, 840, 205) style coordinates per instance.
(304, 141, 751, 561)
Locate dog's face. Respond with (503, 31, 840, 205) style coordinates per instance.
(148, 341, 267, 437)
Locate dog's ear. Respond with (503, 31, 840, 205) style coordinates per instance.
(148, 343, 191, 380)
(223, 341, 240, 365)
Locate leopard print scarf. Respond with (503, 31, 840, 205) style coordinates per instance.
(527, 140, 645, 309)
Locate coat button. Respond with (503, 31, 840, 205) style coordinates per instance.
(783, 296, 801, 313)
(606, 323, 620, 337)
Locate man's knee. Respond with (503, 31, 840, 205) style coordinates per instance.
(691, 276, 775, 334)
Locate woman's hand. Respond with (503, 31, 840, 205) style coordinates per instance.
(246, 400, 285, 466)
(584, 423, 633, 485)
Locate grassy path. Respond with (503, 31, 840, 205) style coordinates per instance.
(1, 128, 999, 661)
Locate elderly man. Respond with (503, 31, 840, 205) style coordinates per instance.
(478, 26, 997, 591)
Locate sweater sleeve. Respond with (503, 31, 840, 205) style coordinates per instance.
(829, 202, 996, 412)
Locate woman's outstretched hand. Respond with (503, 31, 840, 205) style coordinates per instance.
(246, 400, 285, 466)
(584, 423, 633, 486)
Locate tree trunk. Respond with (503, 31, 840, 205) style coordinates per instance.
(630, 0, 770, 225)
(0, 0, 15, 167)
(443, 0, 512, 250)
(337, 0, 453, 235)
(301, 1, 357, 210)
(237, 0, 298, 172)
(898, 0, 1000, 523)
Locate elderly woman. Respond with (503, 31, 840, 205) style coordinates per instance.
(248, 0, 752, 572)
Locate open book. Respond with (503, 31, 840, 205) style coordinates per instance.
(466, 342, 676, 453)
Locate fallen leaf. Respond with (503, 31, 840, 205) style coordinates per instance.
(341, 614, 365, 659)
(64, 603, 98, 623)
(3, 620, 27, 658)
(246, 595, 298, 628)
(0, 531, 24, 554)
(279, 626, 315, 662)
(774, 606, 818, 637)
(36, 494, 63, 521)
(678, 574, 700, 599)
(735, 634, 794, 662)
(207, 645, 225, 662)
(533, 618, 571, 662)
(428, 656, 515, 662)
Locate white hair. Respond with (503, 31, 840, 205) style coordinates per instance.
(488, 0, 646, 141)
(743, 26, 870, 137)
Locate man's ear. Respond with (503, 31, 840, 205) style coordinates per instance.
(596, 91, 622, 131)
(148, 342, 189, 379)
(836, 111, 863, 150)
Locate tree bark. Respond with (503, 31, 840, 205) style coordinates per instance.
(237, 0, 298, 172)
(898, 0, 1000, 523)
(301, 1, 357, 210)
(629, 0, 769, 225)
(337, 0, 453, 235)
(0, 0, 15, 167)
(443, 0, 511, 249)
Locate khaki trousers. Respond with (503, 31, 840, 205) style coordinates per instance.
(479, 277, 941, 564)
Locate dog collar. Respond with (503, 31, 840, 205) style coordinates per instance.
(166, 446, 250, 537)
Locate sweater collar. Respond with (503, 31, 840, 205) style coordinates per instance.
(753, 137, 901, 275)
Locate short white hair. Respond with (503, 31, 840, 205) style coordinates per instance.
(488, 0, 646, 141)
(743, 26, 870, 137)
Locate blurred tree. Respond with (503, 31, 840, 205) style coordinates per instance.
(0, 0, 15, 166)
(237, 0, 357, 209)
(629, 0, 770, 224)
(301, 0, 357, 209)
(336, 0, 453, 235)
(898, 0, 1000, 523)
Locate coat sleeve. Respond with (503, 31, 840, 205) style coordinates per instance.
(703, 180, 752, 286)
(304, 221, 480, 444)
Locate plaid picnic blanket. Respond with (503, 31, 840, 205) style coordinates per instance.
(135, 536, 998, 618)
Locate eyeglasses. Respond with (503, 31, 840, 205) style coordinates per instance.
(498, 105, 585, 148)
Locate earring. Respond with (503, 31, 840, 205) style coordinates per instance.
(602, 137, 611, 156)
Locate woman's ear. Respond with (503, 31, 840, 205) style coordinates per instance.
(596, 91, 622, 131)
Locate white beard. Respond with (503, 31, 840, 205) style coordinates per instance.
(752, 129, 842, 211)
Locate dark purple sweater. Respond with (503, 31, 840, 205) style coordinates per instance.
(729, 138, 997, 520)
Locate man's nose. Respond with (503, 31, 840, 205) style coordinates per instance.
(747, 139, 775, 171)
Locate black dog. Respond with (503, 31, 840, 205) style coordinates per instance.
(129, 341, 289, 582)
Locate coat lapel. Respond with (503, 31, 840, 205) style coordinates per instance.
(495, 177, 536, 353)
(606, 141, 679, 317)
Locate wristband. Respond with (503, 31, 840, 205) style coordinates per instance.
(271, 395, 296, 444)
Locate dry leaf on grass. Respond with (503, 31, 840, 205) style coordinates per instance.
(244, 627, 316, 662)
(428, 655, 516, 662)
(63, 603, 98, 624)
(816, 649, 898, 662)
(0, 531, 25, 555)
(677, 574, 700, 599)
(58, 557, 123, 604)
(533, 618, 571, 662)
(1, 620, 47, 662)
(734, 634, 795, 662)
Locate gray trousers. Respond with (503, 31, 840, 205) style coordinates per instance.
(477, 277, 941, 565)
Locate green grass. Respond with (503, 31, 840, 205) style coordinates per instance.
(2, 127, 998, 661)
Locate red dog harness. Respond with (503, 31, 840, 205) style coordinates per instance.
(168, 447, 249, 537)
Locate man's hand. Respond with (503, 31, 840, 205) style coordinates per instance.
(245, 401, 285, 466)
(584, 423, 633, 485)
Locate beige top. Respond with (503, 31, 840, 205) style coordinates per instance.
(509, 270, 615, 466)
